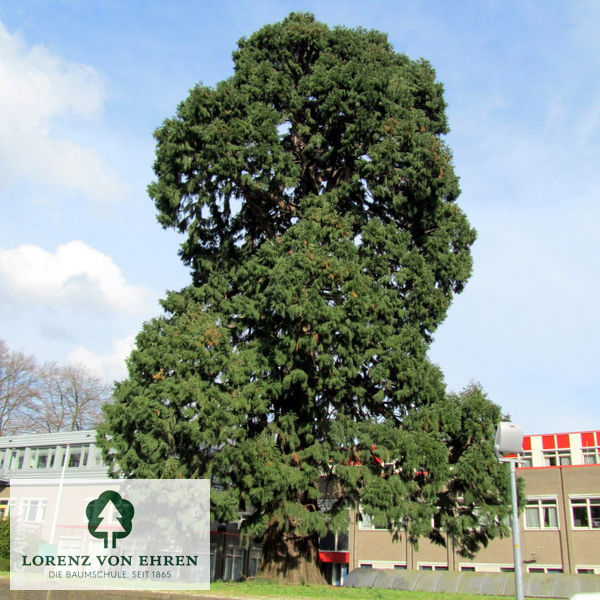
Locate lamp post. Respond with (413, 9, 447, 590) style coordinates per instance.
(495, 422, 524, 600)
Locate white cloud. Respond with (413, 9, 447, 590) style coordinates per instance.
(69, 334, 136, 383)
(0, 22, 123, 202)
(0, 241, 155, 315)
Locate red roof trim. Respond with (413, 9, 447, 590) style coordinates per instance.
(517, 463, 600, 471)
(524, 430, 598, 437)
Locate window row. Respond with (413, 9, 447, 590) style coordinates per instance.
(519, 448, 600, 466)
(583, 447, 600, 464)
(362, 562, 598, 575)
(6, 496, 122, 524)
(0, 498, 47, 522)
(0, 444, 104, 470)
(1, 498, 48, 522)
(525, 496, 600, 530)
(519, 450, 573, 467)
(359, 497, 600, 532)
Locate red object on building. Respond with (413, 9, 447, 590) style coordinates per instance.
(581, 432, 594, 447)
(542, 435, 555, 450)
(319, 551, 350, 564)
(556, 434, 570, 449)
(522, 436, 531, 451)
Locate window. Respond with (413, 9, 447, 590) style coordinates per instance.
(223, 546, 244, 581)
(472, 506, 504, 528)
(37, 448, 53, 468)
(583, 448, 600, 464)
(67, 445, 89, 468)
(520, 451, 532, 468)
(571, 497, 600, 528)
(9, 450, 24, 470)
(20, 498, 47, 522)
(248, 548, 261, 578)
(319, 531, 348, 552)
(319, 531, 335, 551)
(28, 447, 56, 469)
(359, 510, 387, 530)
(93, 446, 105, 466)
(360, 563, 373, 569)
(543, 450, 571, 466)
(394, 564, 406, 570)
(418, 564, 448, 571)
(68, 450, 80, 467)
(209, 543, 218, 581)
(528, 566, 563, 574)
(524, 498, 559, 529)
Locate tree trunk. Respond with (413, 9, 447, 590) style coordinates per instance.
(258, 519, 326, 585)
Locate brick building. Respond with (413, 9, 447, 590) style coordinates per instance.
(339, 430, 600, 584)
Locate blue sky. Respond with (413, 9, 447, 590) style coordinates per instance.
(1, 1, 598, 435)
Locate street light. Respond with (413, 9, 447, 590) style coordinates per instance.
(495, 422, 524, 600)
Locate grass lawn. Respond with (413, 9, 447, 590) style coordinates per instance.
(0, 574, 564, 600)
(205, 579, 562, 600)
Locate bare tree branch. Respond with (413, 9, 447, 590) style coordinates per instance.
(0, 339, 112, 434)
(0, 340, 39, 435)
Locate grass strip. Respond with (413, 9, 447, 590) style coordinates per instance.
(0, 574, 563, 600)
(204, 580, 562, 600)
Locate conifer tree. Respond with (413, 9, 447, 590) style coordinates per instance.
(98, 13, 511, 583)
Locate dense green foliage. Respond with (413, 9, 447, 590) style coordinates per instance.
(0, 520, 8, 560)
(98, 13, 511, 576)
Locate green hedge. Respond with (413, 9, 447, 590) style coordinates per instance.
(0, 520, 8, 560)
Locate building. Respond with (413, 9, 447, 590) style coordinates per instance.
(0, 429, 260, 582)
(0, 430, 108, 520)
(1, 429, 598, 584)
(349, 430, 600, 581)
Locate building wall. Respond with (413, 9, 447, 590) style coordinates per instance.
(0, 430, 109, 482)
(0, 430, 110, 516)
(351, 431, 600, 576)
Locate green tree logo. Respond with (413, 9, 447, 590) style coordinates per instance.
(86, 490, 134, 549)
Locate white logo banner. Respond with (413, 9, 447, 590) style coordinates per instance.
(10, 478, 210, 590)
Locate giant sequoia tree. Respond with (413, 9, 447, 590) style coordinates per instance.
(98, 14, 511, 583)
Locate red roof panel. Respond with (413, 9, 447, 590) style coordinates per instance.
(581, 432, 595, 447)
(542, 435, 555, 450)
